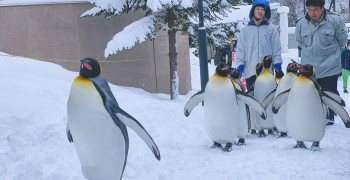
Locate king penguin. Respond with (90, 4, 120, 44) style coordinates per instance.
(272, 64, 350, 150)
(229, 67, 250, 146)
(271, 62, 299, 137)
(66, 58, 160, 179)
(253, 55, 277, 137)
(184, 63, 267, 152)
(261, 61, 303, 137)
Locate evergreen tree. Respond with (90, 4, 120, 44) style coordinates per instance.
(82, 0, 240, 100)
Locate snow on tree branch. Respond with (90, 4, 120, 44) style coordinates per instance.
(81, 7, 104, 17)
(104, 15, 157, 58)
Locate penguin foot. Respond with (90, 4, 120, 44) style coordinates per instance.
(294, 141, 307, 149)
(267, 129, 274, 135)
(222, 143, 233, 152)
(211, 142, 223, 149)
(277, 132, 288, 138)
(326, 120, 334, 126)
(235, 139, 246, 146)
(258, 130, 266, 137)
(250, 129, 257, 134)
(326, 116, 334, 126)
(310, 142, 321, 151)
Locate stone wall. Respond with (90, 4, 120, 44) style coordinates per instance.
(0, 3, 191, 95)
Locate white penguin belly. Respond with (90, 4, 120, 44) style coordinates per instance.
(273, 74, 297, 132)
(237, 101, 249, 139)
(286, 80, 325, 142)
(232, 81, 249, 138)
(204, 77, 239, 144)
(254, 74, 276, 130)
(68, 81, 126, 180)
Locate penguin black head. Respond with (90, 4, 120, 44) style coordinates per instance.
(256, 62, 263, 75)
(215, 63, 230, 77)
(286, 62, 301, 73)
(298, 64, 315, 77)
(274, 68, 284, 78)
(262, 55, 272, 68)
(287, 60, 302, 73)
(229, 67, 240, 79)
(79, 58, 102, 78)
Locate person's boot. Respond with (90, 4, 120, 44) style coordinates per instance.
(344, 89, 348, 93)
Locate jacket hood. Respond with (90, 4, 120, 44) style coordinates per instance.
(249, 0, 271, 20)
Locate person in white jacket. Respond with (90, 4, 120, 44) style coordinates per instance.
(236, 0, 283, 92)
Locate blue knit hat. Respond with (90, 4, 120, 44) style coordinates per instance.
(249, 0, 271, 20)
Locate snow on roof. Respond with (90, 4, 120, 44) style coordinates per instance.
(0, 0, 88, 6)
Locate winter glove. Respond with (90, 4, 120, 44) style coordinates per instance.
(238, 64, 244, 78)
(273, 63, 282, 72)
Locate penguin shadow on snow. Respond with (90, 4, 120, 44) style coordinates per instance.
(184, 63, 267, 152)
(66, 58, 160, 180)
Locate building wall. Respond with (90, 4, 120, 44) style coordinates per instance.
(0, 3, 192, 95)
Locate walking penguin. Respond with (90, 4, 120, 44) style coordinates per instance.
(184, 63, 267, 152)
(66, 58, 160, 179)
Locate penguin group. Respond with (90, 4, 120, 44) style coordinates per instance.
(64, 56, 350, 178)
(184, 57, 350, 152)
(272, 63, 350, 150)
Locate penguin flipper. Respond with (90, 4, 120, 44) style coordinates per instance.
(115, 107, 161, 160)
(184, 90, 204, 117)
(261, 89, 276, 109)
(321, 90, 346, 107)
(272, 89, 290, 114)
(66, 123, 73, 143)
(235, 89, 267, 120)
(321, 96, 350, 128)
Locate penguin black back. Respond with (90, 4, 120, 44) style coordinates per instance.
(80, 58, 101, 78)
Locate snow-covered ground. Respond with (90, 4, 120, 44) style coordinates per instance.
(0, 48, 350, 180)
(0, 1, 349, 179)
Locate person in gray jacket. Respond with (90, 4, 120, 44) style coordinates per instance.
(236, 0, 283, 91)
(236, 0, 282, 135)
(295, 0, 347, 125)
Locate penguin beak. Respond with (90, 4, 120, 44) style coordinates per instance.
(83, 63, 93, 70)
(221, 66, 229, 71)
(290, 59, 301, 66)
(290, 65, 302, 72)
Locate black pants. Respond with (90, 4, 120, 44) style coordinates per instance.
(317, 74, 339, 120)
